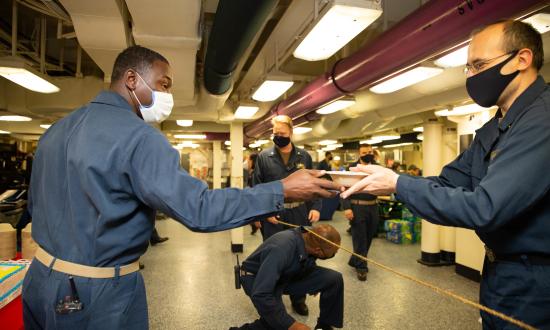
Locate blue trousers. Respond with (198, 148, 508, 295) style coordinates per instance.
(480, 258, 550, 329)
(240, 266, 344, 329)
(22, 260, 148, 330)
(348, 204, 379, 271)
(260, 205, 310, 305)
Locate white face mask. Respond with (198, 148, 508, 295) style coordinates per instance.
(131, 72, 174, 123)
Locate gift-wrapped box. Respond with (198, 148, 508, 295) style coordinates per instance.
(0, 260, 31, 309)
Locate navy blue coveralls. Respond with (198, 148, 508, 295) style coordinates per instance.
(238, 228, 343, 329)
(396, 77, 550, 329)
(252, 145, 322, 240)
(23, 91, 285, 330)
(342, 161, 379, 272)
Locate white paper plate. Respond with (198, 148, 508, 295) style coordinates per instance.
(326, 171, 368, 187)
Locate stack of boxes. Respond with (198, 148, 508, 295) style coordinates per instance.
(384, 207, 421, 244)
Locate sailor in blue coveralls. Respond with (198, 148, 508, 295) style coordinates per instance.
(232, 224, 343, 330)
(341, 144, 379, 282)
(252, 115, 322, 316)
(343, 21, 550, 329)
(22, 46, 340, 330)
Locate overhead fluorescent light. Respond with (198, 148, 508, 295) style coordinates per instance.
(224, 140, 231, 146)
(0, 130, 10, 134)
(372, 133, 400, 141)
(435, 104, 496, 117)
(324, 143, 343, 151)
(412, 126, 424, 132)
(252, 79, 294, 102)
(0, 115, 32, 121)
(40, 124, 51, 129)
(178, 141, 200, 149)
(319, 139, 338, 145)
(174, 134, 207, 139)
(417, 134, 424, 141)
(294, 126, 313, 134)
(176, 120, 193, 127)
(383, 142, 413, 148)
(434, 45, 469, 68)
(0, 56, 60, 93)
(359, 138, 382, 145)
(316, 99, 355, 115)
(370, 66, 443, 94)
(235, 105, 259, 119)
(255, 139, 270, 145)
(333, 156, 341, 161)
(249, 143, 260, 148)
(297, 145, 305, 149)
(294, 0, 383, 61)
(522, 13, 550, 34)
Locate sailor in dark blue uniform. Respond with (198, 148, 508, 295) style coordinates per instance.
(22, 46, 340, 330)
(232, 224, 343, 330)
(253, 115, 322, 241)
(341, 144, 379, 281)
(252, 115, 322, 316)
(343, 21, 550, 329)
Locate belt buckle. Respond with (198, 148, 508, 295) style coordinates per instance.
(485, 246, 496, 262)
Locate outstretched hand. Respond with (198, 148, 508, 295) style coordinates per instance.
(340, 164, 399, 199)
(281, 169, 343, 202)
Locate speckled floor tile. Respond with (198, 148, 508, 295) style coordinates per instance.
(141, 212, 481, 330)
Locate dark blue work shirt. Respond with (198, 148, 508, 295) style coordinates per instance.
(396, 76, 550, 255)
(253, 145, 322, 211)
(29, 91, 284, 267)
(242, 227, 316, 329)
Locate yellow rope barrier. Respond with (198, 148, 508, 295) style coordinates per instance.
(274, 219, 537, 330)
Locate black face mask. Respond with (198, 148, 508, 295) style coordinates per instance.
(466, 51, 519, 107)
(360, 154, 375, 164)
(273, 135, 291, 148)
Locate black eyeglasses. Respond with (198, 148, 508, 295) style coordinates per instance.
(464, 50, 518, 75)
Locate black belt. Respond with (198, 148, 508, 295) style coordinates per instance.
(485, 246, 550, 265)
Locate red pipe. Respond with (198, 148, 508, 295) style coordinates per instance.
(244, 0, 548, 138)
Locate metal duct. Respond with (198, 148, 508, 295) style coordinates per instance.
(59, 0, 129, 79)
(245, 0, 549, 138)
(204, 0, 279, 95)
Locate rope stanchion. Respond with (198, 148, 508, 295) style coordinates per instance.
(274, 219, 537, 330)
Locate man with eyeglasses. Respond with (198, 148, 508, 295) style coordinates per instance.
(342, 20, 550, 329)
(231, 224, 343, 330)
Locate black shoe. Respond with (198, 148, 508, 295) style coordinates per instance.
(291, 301, 309, 316)
(151, 237, 169, 245)
(314, 324, 333, 330)
(139, 262, 145, 270)
(357, 269, 367, 281)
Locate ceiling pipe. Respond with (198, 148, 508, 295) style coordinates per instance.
(244, 0, 549, 139)
(204, 0, 279, 95)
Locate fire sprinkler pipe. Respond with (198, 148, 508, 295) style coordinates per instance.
(244, 0, 548, 139)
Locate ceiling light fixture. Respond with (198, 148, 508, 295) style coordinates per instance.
(319, 139, 338, 145)
(174, 134, 207, 139)
(522, 13, 550, 34)
(235, 105, 259, 119)
(255, 139, 270, 145)
(370, 66, 443, 94)
(294, 126, 313, 134)
(40, 124, 51, 129)
(359, 138, 382, 145)
(294, 0, 383, 61)
(434, 45, 469, 68)
(176, 120, 193, 127)
(0, 130, 10, 134)
(252, 79, 294, 102)
(0, 115, 32, 122)
(412, 126, 424, 132)
(0, 56, 60, 93)
(316, 99, 355, 115)
(417, 134, 424, 141)
(383, 142, 413, 148)
(372, 133, 400, 141)
(435, 104, 496, 117)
